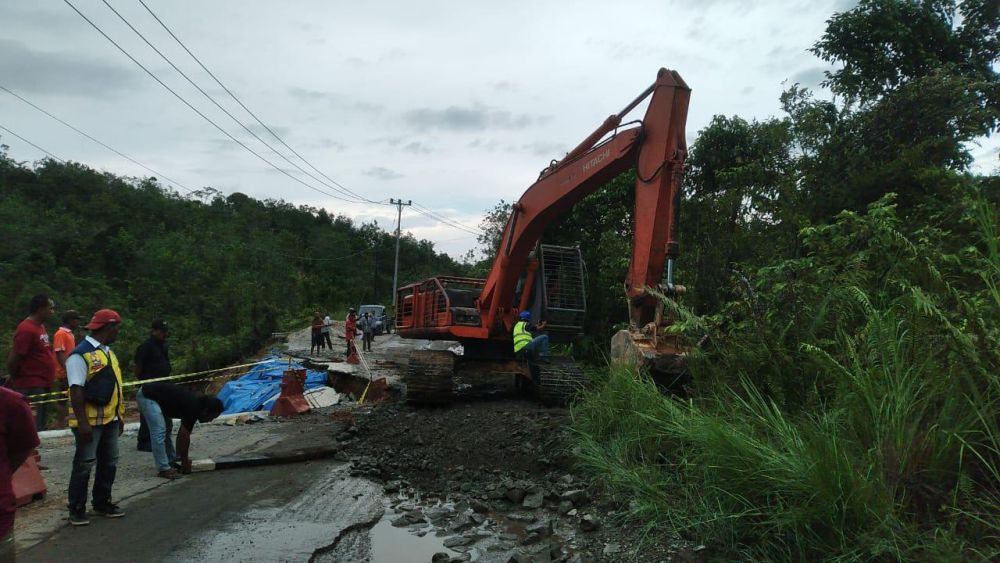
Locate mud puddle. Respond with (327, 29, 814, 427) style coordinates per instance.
(370, 505, 459, 562)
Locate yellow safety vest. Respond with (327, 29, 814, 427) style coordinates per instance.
(513, 321, 532, 353)
(68, 347, 125, 428)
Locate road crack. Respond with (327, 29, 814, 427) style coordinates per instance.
(308, 508, 385, 562)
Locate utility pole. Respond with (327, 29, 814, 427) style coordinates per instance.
(390, 198, 412, 309)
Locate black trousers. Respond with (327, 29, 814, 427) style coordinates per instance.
(137, 414, 172, 451)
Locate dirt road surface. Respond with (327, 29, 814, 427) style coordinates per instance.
(15, 327, 695, 562)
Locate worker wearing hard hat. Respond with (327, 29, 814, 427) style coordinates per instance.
(512, 311, 549, 362)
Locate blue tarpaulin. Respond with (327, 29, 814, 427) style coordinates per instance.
(218, 355, 329, 414)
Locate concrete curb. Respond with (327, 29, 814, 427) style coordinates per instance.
(191, 446, 341, 472)
(38, 411, 270, 441)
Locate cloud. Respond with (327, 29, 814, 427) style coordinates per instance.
(402, 141, 433, 154)
(247, 123, 291, 138)
(363, 166, 404, 180)
(493, 81, 518, 92)
(585, 37, 719, 69)
(370, 136, 404, 147)
(287, 87, 383, 113)
(791, 66, 828, 87)
(0, 39, 140, 97)
(207, 138, 241, 154)
(344, 48, 406, 66)
(768, 45, 804, 59)
(368, 136, 432, 153)
(467, 138, 501, 151)
(520, 141, 568, 157)
(403, 104, 545, 132)
(832, 0, 860, 12)
(311, 138, 348, 152)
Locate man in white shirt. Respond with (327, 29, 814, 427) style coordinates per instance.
(321, 314, 333, 350)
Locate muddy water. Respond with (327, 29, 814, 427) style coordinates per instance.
(369, 511, 457, 563)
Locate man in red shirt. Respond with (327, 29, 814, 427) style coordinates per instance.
(0, 387, 41, 561)
(5, 295, 57, 431)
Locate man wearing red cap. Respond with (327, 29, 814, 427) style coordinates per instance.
(64, 309, 126, 526)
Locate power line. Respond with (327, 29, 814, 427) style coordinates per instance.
(61, 0, 359, 204)
(434, 234, 481, 243)
(279, 247, 371, 262)
(65, 0, 486, 238)
(135, 0, 381, 206)
(135, 0, 489, 234)
(410, 204, 483, 236)
(100, 0, 369, 205)
(0, 84, 193, 193)
(412, 202, 484, 234)
(0, 124, 64, 162)
(411, 207, 482, 236)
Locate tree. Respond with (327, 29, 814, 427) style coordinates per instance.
(0, 146, 467, 373)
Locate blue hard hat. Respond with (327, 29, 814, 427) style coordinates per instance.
(519, 311, 531, 320)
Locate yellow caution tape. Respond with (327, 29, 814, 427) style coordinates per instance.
(21, 360, 270, 404)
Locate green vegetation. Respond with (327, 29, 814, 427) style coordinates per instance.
(572, 197, 999, 559)
(465, 0, 1000, 559)
(0, 154, 463, 375)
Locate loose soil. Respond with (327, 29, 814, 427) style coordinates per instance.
(340, 400, 704, 562)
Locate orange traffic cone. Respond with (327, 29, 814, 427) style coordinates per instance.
(13, 450, 46, 506)
(269, 368, 311, 417)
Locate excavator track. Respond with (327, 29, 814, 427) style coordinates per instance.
(454, 358, 522, 400)
(405, 350, 455, 405)
(536, 358, 586, 406)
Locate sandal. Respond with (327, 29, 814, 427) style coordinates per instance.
(158, 468, 182, 480)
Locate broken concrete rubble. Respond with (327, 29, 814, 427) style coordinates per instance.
(560, 489, 588, 505)
(522, 491, 544, 509)
(526, 518, 553, 538)
(580, 514, 601, 532)
(442, 535, 473, 548)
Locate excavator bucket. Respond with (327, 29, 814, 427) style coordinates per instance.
(610, 328, 690, 394)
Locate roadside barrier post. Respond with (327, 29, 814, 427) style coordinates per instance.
(269, 368, 311, 417)
(12, 450, 46, 506)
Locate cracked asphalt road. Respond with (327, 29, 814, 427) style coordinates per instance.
(16, 410, 388, 562)
(23, 459, 376, 562)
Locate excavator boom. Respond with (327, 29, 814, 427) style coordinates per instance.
(479, 68, 690, 335)
(397, 68, 691, 366)
(395, 68, 692, 404)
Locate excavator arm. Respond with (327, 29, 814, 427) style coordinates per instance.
(478, 68, 691, 336)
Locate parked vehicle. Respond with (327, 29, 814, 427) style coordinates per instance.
(358, 304, 390, 335)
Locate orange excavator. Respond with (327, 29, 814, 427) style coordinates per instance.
(395, 68, 691, 404)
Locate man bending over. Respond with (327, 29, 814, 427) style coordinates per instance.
(135, 382, 224, 479)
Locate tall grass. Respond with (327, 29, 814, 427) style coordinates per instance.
(571, 197, 1000, 560)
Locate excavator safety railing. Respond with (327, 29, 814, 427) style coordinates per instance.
(539, 244, 587, 335)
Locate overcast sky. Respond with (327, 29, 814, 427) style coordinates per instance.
(1, 0, 996, 259)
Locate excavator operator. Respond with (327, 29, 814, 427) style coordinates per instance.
(513, 311, 549, 362)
